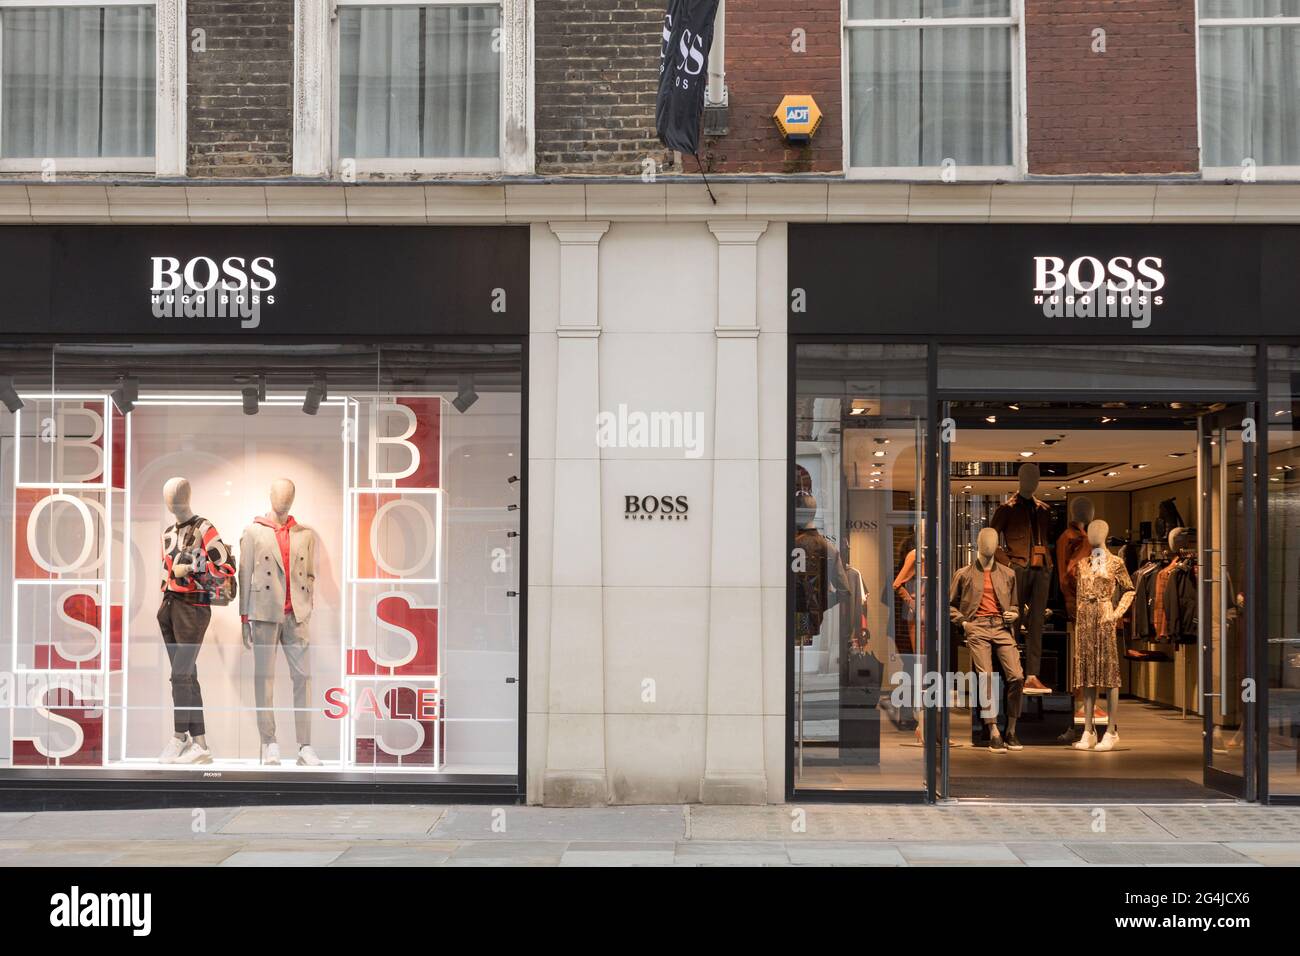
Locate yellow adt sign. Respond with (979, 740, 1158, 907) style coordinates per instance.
(774, 95, 822, 143)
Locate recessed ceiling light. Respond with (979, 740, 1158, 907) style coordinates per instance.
(849, 407, 865, 415)
(873, 450, 886, 458)
(985, 415, 997, 424)
(1057, 485, 1070, 490)
(1080, 479, 1091, 484)
(1019, 451, 1035, 458)
(1007, 404, 1020, 412)
(1104, 471, 1119, 477)
(1101, 416, 1116, 424)
(1133, 463, 1149, 469)
(963, 484, 973, 490)
(1168, 452, 1186, 458)
(1041, 438, 1059, 446)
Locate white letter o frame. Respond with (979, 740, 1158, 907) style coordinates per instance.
(26, 494, 95, 575)
(369, 498, 437, 579)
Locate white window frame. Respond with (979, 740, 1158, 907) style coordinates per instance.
(0, 0, 185, 176)
(1197, 7, 1300, 181)
(296, 0, 532, 178)
(842, 0, 1024, 181)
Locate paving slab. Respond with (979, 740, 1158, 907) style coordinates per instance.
(432, 805, 686, 842)
(330, 842, 458, 866)
(675, 841, 791, 865)
(109, 841, 244, 867)
(0, 813, 33, 834)
(560, 849, 677, 866)
(219, 805, 443, 838)
(1224, 841, 1300, 866)
(1140, 806, 1300, 842)
(1065, 842, 1257, 866)
(898, 842, 1022, 864)
(447, 841, 567, 864)
(0, 807, 242, 840)
(784, 843, 907, 866)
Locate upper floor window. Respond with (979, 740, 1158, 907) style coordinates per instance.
(336, 0, 502, 171)
(0, 2, 155, 171)
(846, 0, 1018, 179)
(1200, 1, 1300, 177)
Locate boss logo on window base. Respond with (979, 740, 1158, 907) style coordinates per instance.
(624, 495, 690, 521)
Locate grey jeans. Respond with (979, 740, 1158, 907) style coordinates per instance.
(250, 617, 311, 746)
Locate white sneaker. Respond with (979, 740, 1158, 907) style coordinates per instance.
(159, 734, 189, 764)
(297, 745, 322, 767)
(1095, 731, 1119, 752)
(1072, 730, 1098, 751)
(261, 742, 281, 766)
(174, 740, 213, 765)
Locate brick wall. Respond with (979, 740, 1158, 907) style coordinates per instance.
(1026, 0, 1198, 175)
(535, 0, 670, 176)
(187, 0, 294, 178)
(704, 1, 841, 174)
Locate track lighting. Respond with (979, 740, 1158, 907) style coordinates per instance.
(110, 375, 138, 415)
(302, 375, 326, 416)
(242, 386, 259, 416)
(452, 374, 479, 414)
(0, 376, 23, 413)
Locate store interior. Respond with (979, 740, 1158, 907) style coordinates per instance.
(794, 396, 1295, 801)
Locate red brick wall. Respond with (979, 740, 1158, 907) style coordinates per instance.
(1026, 0, 1198, 175)
(706, 0, 841, 174)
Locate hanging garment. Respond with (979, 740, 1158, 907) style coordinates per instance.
(1131, 561, 1161, 639)
(1163, 559, 1199, 644)
(1070, 550, 1135, 691)
(794, 526, 848, 645)
(1055, 521, 1091, 621)
(1153, 561, 1177, 640)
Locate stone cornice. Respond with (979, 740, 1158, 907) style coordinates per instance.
(1, 182, 1298, 224)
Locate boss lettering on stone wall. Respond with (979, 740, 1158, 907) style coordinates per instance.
(624, 495, 690, 521)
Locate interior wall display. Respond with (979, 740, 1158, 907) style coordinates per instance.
(0, 343, 522, 783)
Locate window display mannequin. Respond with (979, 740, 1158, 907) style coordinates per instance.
(1071, 519, 1135, 753)
(239, 479, 321, 767)
(991, 462, 1054, 694)
(157, 476, 235, 765)
(793, 493, 849, 645)
(949, 527, 1024, 752)
(1056, 496, 1102, 742)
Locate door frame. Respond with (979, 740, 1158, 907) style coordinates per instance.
(932, 387, 1263, 803)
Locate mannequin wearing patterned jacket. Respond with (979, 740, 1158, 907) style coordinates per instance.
(1071, 520, 1135, 753)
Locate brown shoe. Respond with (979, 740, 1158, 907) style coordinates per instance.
(1023, 675, 1052, 695)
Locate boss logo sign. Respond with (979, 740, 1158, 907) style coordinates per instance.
(1033, 256, 1166, 296)
(624, 495, 690, 521)
(149, 256, 278, 328)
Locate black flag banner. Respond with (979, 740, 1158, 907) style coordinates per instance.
(655, 0, 721, 155)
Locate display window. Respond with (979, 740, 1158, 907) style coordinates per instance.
(791, 340, 1267, 803)
(0, 342, 522, 787)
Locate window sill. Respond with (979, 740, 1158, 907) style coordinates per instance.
(341, 158, 505, 178)
(1202, 166, 1300, 183)
(0, 158, 155, 175)
(846, 166, 1021, 183)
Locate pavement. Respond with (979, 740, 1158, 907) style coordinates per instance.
(1, 802, 1299, 866)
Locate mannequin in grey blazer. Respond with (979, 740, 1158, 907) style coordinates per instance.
(238, 479, 320, 767)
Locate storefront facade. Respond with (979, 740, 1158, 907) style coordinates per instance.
(788, 223, 1300, 805)
(0, 223, 528, 807)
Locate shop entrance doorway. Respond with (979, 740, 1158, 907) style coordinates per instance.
(935, 399, 1257, 802)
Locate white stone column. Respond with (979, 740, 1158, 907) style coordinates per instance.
(542, 221, 610, 806)
(700, 220, 770, 804)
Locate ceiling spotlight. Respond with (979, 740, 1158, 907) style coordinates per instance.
(1057, 485, 1070, 490)
(0, 376, 24, 413)
(1080, 479, 1091, 485)
(1132, 463, 1149, 470)
(873, 450, 886, 458)
(963, 484, 973, 490)
(1007, 404, 1020, 412)
(1100, 416, 1116, 424)
(1041, 438, 1060, 446)
(849, 407, 865, 416)
(242, 385, 259, 416)
(1167, 452, 1186, 458)
(302, 385, 322, 416)
(1018, 451, 1035, 458)
(985, 415, 997, 424)
(1104, 471, 1119, 477)
(453, 374, 479, 414)
(873, 437, 890, 445)
(110, 375, 138, 415)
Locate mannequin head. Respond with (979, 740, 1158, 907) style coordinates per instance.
(162, 477, 192, 521)
(1017, 462, 1040, 499)
(269, 478, 296, 520)
(1168, 526, 1190, 552)
(1087, 519, 1110, 549)
(1069, 496, 1095, 528)
(976, 526, 999, 563)
(795, 493, 818, 530)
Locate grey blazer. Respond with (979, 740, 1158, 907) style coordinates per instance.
(238, 521, 316, 624)
(949, 559, 1019, 630)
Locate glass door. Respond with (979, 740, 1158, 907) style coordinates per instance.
(1198, 403, 1256, 798)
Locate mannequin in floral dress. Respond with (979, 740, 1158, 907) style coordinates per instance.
(1071, 519, 1135, 753)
